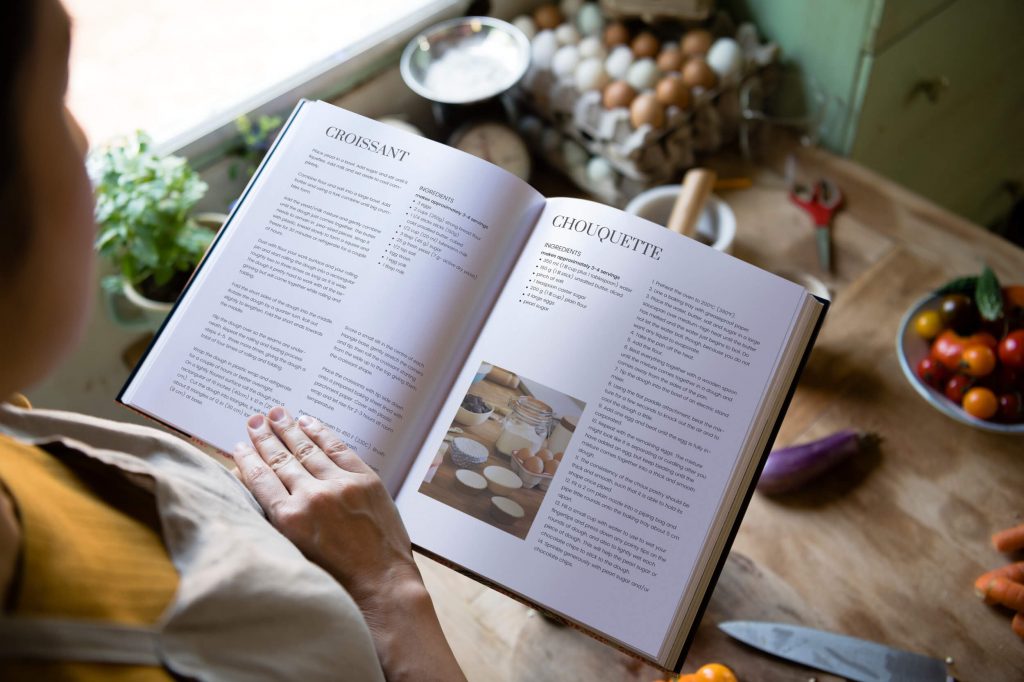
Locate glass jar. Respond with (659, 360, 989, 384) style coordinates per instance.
(495, 396, 553, 457)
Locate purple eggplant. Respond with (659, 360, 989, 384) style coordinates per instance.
(757, 430, 879, 495)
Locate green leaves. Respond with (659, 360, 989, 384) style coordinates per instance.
(934, 266, 1003, 321)
(89, 131, 209, 290)
(976, 266, 1003, 321)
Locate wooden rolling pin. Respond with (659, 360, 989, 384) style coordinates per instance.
(667, 168, 717, 238)
(486, 366, 520, 389)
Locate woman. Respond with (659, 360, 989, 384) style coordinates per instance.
(0, 1, 465, 679)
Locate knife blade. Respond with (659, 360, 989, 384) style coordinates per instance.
(718, 621, 956, 682)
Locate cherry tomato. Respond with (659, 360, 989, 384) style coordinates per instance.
(968, 331, 998, 350)
(931, 330, 967, 370)
(998, 392, 1024, 423)
(960, 344, 997, 377)
(939, 294, 978, 334)
(912, 310, 943, 340)
(916, 357, 949, 389)
(989, 365, 1022, 393)
(695, 663, 738, 682)
(962, 386, 998, 420)
(945, 374, 974, 403)
(999, 330, 1024, 370)
(1003, 285, 1024, 310)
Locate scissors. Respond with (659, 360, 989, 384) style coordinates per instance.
(786, 156, 843, 273)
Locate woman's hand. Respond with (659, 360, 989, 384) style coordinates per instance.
(232, 407, 465, 681)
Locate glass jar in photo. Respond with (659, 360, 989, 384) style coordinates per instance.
(495, 396, 553, 457)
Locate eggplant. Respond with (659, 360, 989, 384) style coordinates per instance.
(757, 430, 879, 495)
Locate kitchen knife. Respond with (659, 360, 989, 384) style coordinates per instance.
(719, 620, 956, 682)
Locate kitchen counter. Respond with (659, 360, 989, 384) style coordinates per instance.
(415, 140, 1024, 681)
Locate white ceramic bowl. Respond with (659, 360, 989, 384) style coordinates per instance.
(483, 465, 523, 496)
(454, 402, 493, 427)
(896, 294, 1024, 435)
(449, 437, 490, 467)
(624, 187, 737, 254)
(454, 468, 487, 491)
(490, 496, 525, 523)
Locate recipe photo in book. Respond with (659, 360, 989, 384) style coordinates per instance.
(119, 100, 825, 670)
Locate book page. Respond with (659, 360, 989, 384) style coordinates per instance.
(122, 101, 544, 492)
(397, 197, 811, 657)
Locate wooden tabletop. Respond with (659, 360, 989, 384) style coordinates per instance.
(414, 142, 1024, 681)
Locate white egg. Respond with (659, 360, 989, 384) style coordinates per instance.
(555, 22, 580, 46)
(576, 3, 605, 37)
(561, 139, 588, 170)
(531, 30, 559, 69)
(512, 15, 537, 41)
(706, 37, 744, 81)
(625, 58, 659, 91)
(586, 156, 614, 183)
(577, 36, 605, 60)
(559, 0, 584, 17)
(604, 45, 634, 81)
(551, 44, 581, 78)
(574, 57, 608, 91)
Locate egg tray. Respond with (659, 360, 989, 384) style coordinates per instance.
(509, 454, 554, 491)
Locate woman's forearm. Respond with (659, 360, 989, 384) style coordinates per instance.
(355, 567, 467, 682)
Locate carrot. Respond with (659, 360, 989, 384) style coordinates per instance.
(992, 523, 1024, 553)
(1013, 613, 1024, 641)
(974, 562, 1024, 599)
(976, 577, 1024, 611)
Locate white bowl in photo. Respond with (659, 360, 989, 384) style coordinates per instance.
(483, 465, 523, 496)
(624, 187, 737, 254)
(490, 496, 525, 522)
(454, 468, 487, 491)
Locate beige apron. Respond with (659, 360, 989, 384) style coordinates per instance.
(0, 403, 385, 681)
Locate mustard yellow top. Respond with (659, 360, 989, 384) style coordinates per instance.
(0, 432, 178, 680)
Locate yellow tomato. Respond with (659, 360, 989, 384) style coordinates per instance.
(913, 310, 943, 340)
(696, 663, 738, 682)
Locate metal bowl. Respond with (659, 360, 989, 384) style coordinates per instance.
(400, 16, 530, 105)
(896, 294, 1024, 435)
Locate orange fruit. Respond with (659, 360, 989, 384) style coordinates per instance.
(962, 386, 998, 420)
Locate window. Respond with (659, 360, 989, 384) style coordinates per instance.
(65, 0, 465, 154)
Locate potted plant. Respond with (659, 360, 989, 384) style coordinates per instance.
(90, 132, 225, 324)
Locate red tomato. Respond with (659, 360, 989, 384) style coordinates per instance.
(963, 387, 998, 420)
(960, 344, 997, 377)
(968, 331, 998, 350)
(916, 357, 949, 389)
(999, 331, 1024, 370)
(931, 330, 967, 371)
(945, 374, 974, 403)
(998, 392, 1024, 423)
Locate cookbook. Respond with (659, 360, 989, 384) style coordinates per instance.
(120, 99, 826, 670)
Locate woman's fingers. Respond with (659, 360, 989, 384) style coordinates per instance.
(299, 416, 372, 474)
(231, 440, 288, 508)
(266, 406, 337, 479)
(246, 412, 312, 492)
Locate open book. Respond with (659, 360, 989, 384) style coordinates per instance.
(120, 100, 826, 670)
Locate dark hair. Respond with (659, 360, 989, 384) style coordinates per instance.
(0, 0, 36, 276)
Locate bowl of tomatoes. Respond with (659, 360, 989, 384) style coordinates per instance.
(897, 270, 1024, 434)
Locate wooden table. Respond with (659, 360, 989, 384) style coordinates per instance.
(414, 142, 1024, 681)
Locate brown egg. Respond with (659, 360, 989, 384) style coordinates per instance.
(656, 47, 684, 72)
(523, 456, 544, 474)
(604, 21, 629, 47)
(655, 75, 691, 109)
(602, 80, 636, 109)
(681, 57, 717, 90)
(629, 92, 666, 129)
(554, 451, 564, 461)
(533, 4, 562, 30)
(536, 448, 553, 461)
(513, 447, 532, 463)
(543, 459, 559, 475)
(681, 29, 713, 56)
(631, 31, 660, 59)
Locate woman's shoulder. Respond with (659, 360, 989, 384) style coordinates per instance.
(0, 478, 20, 610)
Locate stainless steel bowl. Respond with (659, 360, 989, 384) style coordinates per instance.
(400, 16, 530, 105)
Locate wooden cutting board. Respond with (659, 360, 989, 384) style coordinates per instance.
(509, 552, 842, 681)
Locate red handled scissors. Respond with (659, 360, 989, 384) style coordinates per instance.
(786, 157, 843, 273)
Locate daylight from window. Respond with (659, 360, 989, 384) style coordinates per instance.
(65, 0, 436, 146)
